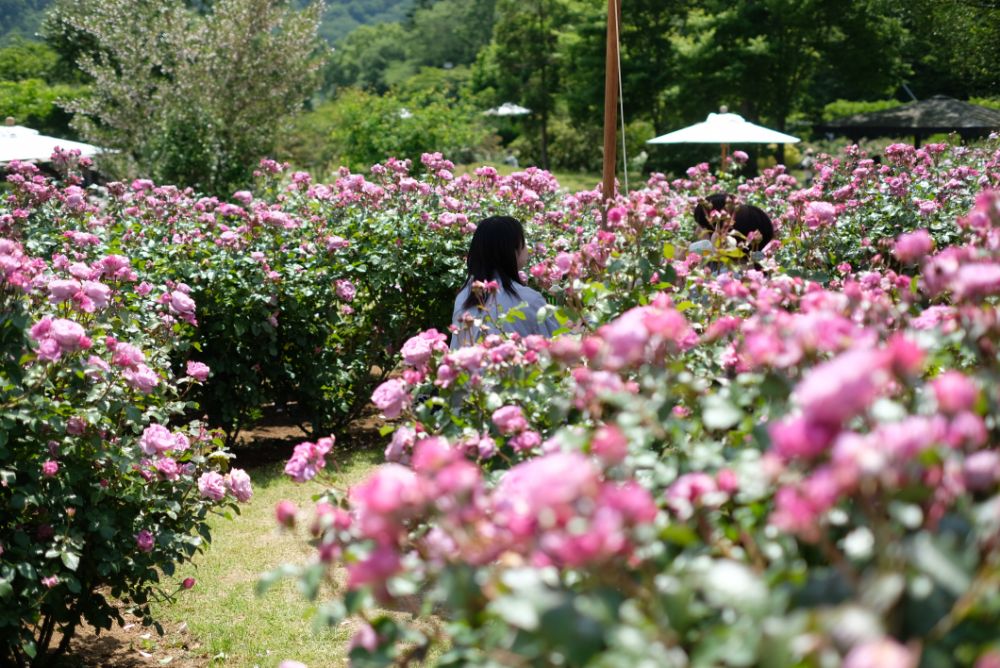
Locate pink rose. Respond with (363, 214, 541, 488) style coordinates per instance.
(139, 424, 175, 456)
(591, 424, 628, 464)
(931, 371, 978, 414)
(226, 468, 253, 502)
(168, 290, 196, 314)
(48, 278, 81, 302)
(371, 379, 410, 419)
(893, 229, 933, 263)
(843, 638, 915, 668)
(335, 279, 355, 302)
(197, 471, 226, 500)
(155, 458, 179, 480)
(41, 460, 59, 477)
(275, 500, 297, 527)
(185, 360, 210, 381)
(284, 437, 334, 483)
(135, 529, 155, 553)
(123, 363, 160, 393)
(805, 201, 836, 228)
(400, 335, 433, 367)
(492, 405, 528, 435)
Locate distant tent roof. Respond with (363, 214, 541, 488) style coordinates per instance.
(483, 102, 531, 116)
(815, 96, 1000, 142)
(0, 123, 103, 164)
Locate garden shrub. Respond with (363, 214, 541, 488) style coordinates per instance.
(0, 161, 250, 666)
(270, 141, 1000, 665)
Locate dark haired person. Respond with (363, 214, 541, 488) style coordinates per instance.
(690, 193, 775, 264)
(450, 215, 558, 348)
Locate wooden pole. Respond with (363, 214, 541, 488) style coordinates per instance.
(601, 0, 621, 217)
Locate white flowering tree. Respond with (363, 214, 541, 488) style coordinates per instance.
(46, 0, 326, 194)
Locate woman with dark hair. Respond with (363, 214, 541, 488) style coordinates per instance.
(450, 215, 558, 348)
(692, 192, 775, 253)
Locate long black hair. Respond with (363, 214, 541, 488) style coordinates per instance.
(462, 215, 526, 310)
(694, 192, 775, 251)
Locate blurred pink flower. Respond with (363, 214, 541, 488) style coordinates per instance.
(371, 379, 410, 419)
(275, 500, 297, 527)
(492, 405, 528, 435)
(843, 638, 915, 668)
(931, 371, 979, 414)
(893, 229, 933, 263)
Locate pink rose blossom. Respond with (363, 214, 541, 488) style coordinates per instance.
(843, 638, 915, 668)
(371, 379, 410, 419)
(186, 360, 210, 381)
(226, 468, 253, 502)
(931, 371, 979, 414)
(41, 460, 59, 477)
(135, 529, 155, 553)
(139, 424, 175, 456)
(123, 363, 160, 393)
(275, 500, 297, 527)
(284, 437, 335, 482)
(197, 471, 227, 500)
(492, 405, 528, 435)
(893, 229, 933, 263)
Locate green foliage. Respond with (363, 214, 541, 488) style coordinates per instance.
(0, 39, 57, 81)
(313, 0, 415, 44)
(0, 78, 84, 136)
(821, 98, 906, 122)
(321, 87, 494, 172)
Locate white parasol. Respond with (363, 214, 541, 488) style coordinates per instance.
(647, 110, 799, 166)
(483, 102, 531, 117)
(0, 122, 104, 164)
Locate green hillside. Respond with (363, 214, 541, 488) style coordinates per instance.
(0, 0, 414, 45)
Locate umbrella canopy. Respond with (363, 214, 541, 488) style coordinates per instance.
(648, 112, 801, 145)
(814, 95, 1000, 144)
(0, 123, 104, 164)
(483, 102, 531, 117)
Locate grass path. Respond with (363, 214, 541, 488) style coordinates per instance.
(149, 448, 382, 667)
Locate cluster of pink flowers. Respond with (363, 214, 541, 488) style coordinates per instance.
(300, 439, 658, 595)
(284, 436, 335, 482)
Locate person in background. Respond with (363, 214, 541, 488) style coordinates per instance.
(450, 215, 559, 349)
(690, 193, 775, 265)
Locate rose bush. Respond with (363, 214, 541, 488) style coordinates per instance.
(1, 160, 249, 666)
(271, 144, 1000, 665)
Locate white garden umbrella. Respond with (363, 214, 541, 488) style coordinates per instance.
(0, 123, 104, 164)
(647, 111, 799, 166)
(483, 102, 531, 116)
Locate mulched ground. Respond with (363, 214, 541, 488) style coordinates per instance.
(51, 408, 385, 667)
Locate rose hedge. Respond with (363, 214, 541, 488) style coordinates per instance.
(6, 143, 998, 444)
(1, 161, 252, 666)
(271, 145, 1000, 666)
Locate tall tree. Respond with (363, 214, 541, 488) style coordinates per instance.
(479, 0, 569, 170)
(46, 0, 325, 193)
(672, 0, 907, 161)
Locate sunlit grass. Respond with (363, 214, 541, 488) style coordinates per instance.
(150, 449, 382, 667)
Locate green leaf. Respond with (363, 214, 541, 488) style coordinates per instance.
(489, 594, 540, 631)
(702, 394, 742, 430)
(378, 424, 395, 437)
(0, 580, 12, 599)
(60, 551, 80, 572)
